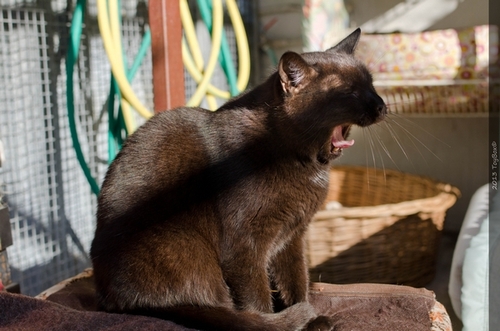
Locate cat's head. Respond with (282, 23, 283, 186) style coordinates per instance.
(277, 28, 386, 161)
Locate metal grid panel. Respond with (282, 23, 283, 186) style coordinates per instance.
(0, 8, 84, 294)
(0, 1, 153, 295)
(0, 0, 253, 296)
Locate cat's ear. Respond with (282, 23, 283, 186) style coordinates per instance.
(278, 51, 317, 94)
(327, 28, 361, 54)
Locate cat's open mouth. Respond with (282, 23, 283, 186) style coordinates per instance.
(330, 124, 354, 155)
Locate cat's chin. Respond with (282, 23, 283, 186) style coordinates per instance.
(330, 146, 344, 158)
(317, 148, 339, 164)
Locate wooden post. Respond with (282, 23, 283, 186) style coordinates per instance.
(148, 0, 185, 113)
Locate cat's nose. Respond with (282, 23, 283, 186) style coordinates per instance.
(374, 103, 387, 123)
(371, 92, 387, 116)
(377, 104, 387, 115)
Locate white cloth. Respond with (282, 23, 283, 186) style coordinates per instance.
(461, 216, 488, 330)
(448, 184, 488, 320)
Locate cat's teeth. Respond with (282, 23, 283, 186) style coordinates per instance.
(333, 147, 341, 153)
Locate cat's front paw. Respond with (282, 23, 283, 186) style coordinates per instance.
(303, 315, 334, 331)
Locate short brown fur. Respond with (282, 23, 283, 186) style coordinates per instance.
(90, 28, 386, 331)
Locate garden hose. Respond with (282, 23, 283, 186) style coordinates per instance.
(180, 0, 206, 75)
(97, 0, 153, 119)
(109, 0, 137, 134)
(180, 0, 218, 109)
(68, 0, 152, 193)
(107, 77, 119, 162)
(99, 0, 250, 114)
(180, 0, 250, 100)
(196, 0, 239, 97)
(182, 0, 223, 107)
(226, 0, 250, 92)
(107, 29, 151, 159)
(69, 0, 251, 194)
(182, 39, 231, 99)
(66, 0, 100, 195)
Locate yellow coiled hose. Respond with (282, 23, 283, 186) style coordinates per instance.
(96, 0, 251, 130)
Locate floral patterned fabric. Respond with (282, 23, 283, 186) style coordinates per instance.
(354, 25, 498, 114)
(356, 25, 497, 82)
(430, 301, 453, 331)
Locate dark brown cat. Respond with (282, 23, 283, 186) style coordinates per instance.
(90, 28, 386, 331)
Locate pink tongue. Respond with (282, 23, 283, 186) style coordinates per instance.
(332, 125, 355, 148)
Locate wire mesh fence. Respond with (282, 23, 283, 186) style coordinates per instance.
(0, 0, 253, 295)
(0, 1, 144, 295)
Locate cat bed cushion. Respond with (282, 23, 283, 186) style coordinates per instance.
(0, 269, 451, 331)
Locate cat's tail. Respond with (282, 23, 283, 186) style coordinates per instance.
(131, 301, 318, 331)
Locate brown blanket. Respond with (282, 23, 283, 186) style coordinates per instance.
(0, 273, 443, 331)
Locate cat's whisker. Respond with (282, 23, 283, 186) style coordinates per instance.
(383, 120, 410, 161)
(387, 113, 451, 148)
(367, 127, 387, 183)
(370, 125, 400, 172)
(362, 129, 371, 187)
(385, 119, 429, 168)
(384, 100, 415, 107)
(386, 117, 443, 162)
(365, 127, 378, 171)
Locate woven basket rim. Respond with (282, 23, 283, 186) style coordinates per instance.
(314, 166, 460, 220)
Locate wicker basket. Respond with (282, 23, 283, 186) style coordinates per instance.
(306, 166, 460, 287)
(375, 82, 489, 115)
